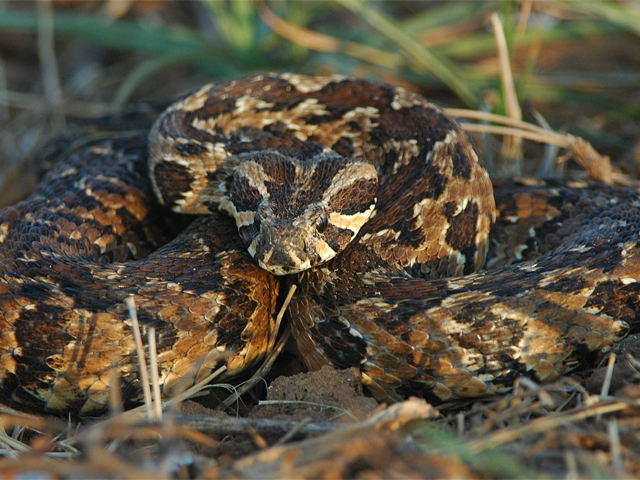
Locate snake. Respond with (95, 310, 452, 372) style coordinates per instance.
(0, 73, 638, 416)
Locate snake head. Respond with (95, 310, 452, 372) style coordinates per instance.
(231, 150, 378, 275)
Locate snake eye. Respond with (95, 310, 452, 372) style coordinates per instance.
(315, 213, 329, 233)
(239, 226, 253, 244)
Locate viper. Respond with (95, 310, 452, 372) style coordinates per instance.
(0, 73, 638, 415)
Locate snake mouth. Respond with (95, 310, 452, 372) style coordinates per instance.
(257, 258, 311, 276)
(254, 241, 316, 276)
(243, 213, 340, 275)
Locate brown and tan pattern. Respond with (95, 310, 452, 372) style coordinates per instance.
(0, 74, 638, 415)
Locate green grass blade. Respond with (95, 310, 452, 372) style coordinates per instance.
(437, 20, 621, 60)
(336, 0, 479, 107)
(0, 11, 207, 56)
(557, 0, 640, 36)
(401, 2, 486, 33)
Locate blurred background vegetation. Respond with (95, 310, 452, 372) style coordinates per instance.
(0, 0, 639, 194)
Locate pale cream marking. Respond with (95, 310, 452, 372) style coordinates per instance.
(126, 242, 137, 257)
(329, 206, 375, 234)
(566, 180, 589, 189)
(218, 197, 237, 217)
(313, 238, 337, 263)
(283, 247, 305, 268)
(411, 197, 435, 219)
(426, 130, 463, 177)
(348, 328, 364, 339)
(234, 95, 274, 115)
(292, 97, 326, 116)
(90, 146, 110, 155)
(259, 246, 274, 267)
(568, 244, 592, 254)
(442, 130, 457, 145)
(390, 87, 436, 110)
(444, 251, 466, 277)
(359, 228, 395, 243)
(202, 329, 219, 346)
(279, 73, 346, 93)
(235, 211, 255, 228)
(510, 244, 528, 262)
(0, 354, 17, 377)
(57, 166, 78, 178)
(247, 239, 257, 259)
(294, 157, 304, 179)
(190, 94, 366, 148)
(321, 162, 377, 200)
(155, 137, 214, 172)
(195, 235, 212, 254)
(174, 84, 213, 112)
(447, 197, 470, 217)
(211, 143, 231, 165)
(342, 106, 379, 122)
(582, 307, 604, 316)
(522, 263, 542, 272)
(611, 219, 628, 228)
(165, 282, 182, 292)
(537, 268, 594, 290)
(236, 160, 271, 199)
(387, 139, 420, 175)
(468, 145, 480, 163)
(517, 178, 546, 187)
(0, 222, 8, 243)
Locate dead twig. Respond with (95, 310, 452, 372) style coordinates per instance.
(447, 108, 613, 183)
(218, 284, 297, 411)
(491, 12, 523, 175)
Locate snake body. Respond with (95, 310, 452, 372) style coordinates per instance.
(0, 74, 638, 415)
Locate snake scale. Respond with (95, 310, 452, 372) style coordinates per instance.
(1, 73, 639, 415)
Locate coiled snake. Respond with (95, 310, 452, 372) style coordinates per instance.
(0, 74, 638, 415)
